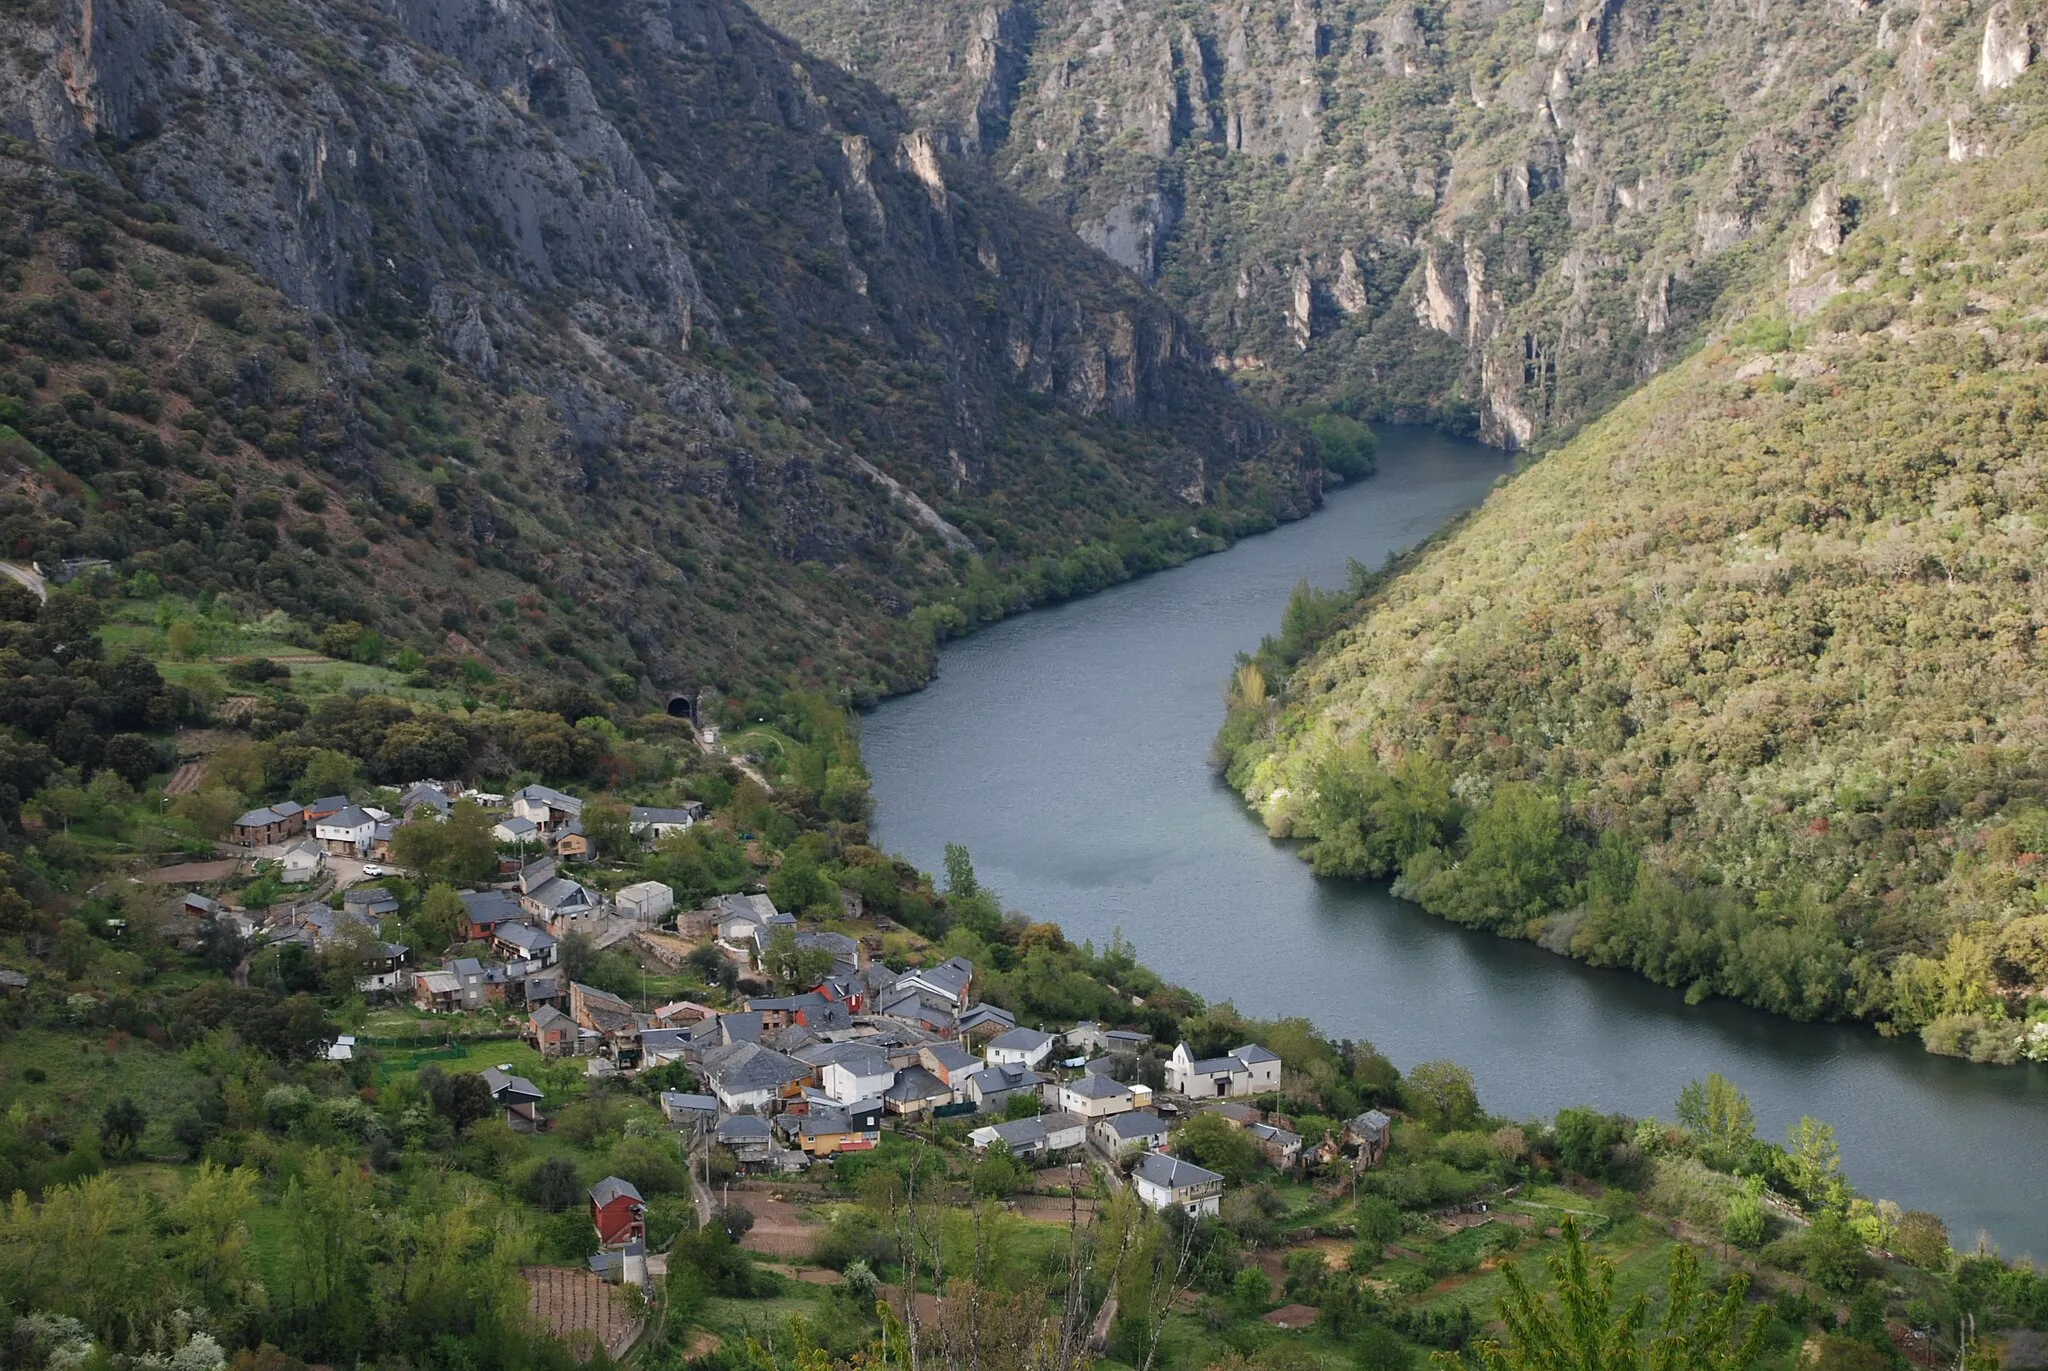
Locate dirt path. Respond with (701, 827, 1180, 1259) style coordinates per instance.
(0, 562, 47, 603)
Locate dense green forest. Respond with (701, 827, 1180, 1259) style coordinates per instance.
(1217, 68, 2048, 1063)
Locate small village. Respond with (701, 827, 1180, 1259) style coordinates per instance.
(136, 771, 1417, 1351)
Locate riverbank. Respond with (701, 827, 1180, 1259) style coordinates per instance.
(860, 426, 2048, 1260)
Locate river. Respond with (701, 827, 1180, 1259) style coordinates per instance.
(861, 425, 2048, 1259)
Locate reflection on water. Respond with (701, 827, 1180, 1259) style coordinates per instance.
(863, 427, 2048, 1257)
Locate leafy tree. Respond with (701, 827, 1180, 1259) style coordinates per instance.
(1174, 1112, 1259, 1184)
(1676, 1075, 1755, 1166)
(414, 883, 468, 950)
(583, 802, 631, 859)
(1308, 412, 1379, 480)
(1892, 1209, 1950, 1269)
(389, 799, 498, 883)
(970, 1141, 1029, 1198)
(944, 842, 979, 899)
(767, 845, 835, 915)
(419, 1066, 494, 1133)
(297, 748, 362, 801)
(1784, 1116, 1845, 1211)
(1452, 1219, 1766, 1371)
(760, 923, 836, 993)
(99, 1097, 145, 1157)
(559, 931, 597, 985)
(1403, 1060, 1481, 1131)
(1723, 1182, 1767, 1250)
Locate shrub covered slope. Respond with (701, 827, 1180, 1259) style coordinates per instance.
(1221, 24, 2048, 1061)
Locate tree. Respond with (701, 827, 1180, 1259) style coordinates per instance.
(419, 1066, 494, 1133)
(760, 923, 836, 993)
(390, 799, 498, 883)
(1723, 1183, 1767, 1249)
(1308, 412, 1379, 480)
(944, 842, 979, 899)
(583, 802, 631, 859)
(103, 733, 158, 786)
(1676, 1074, 1755, 1165)
(297, 748, 361, 801)
(767, 846, 835, 915)
(1404, 1060, 1481, 1131)
(970, 1142, 1029, 1198)
(1454, 1219, 1766, 1371)
(1173, 1112, 1259, 1184)
(415, 883, 468, 950)
(99, 1097, 145, 1157)
(1784, 1116, 1845, 1211)
(1892, 1209, 1950, 1269)
(559, 931, 597, 984)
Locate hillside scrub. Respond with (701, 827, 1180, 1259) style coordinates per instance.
(1218, 74, 2048, 1061)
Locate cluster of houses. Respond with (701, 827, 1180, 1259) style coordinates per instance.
(201, 779, 713, 1008)
(227, 780, 706, 873)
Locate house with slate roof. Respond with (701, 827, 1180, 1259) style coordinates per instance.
(1132, 1152, 1225, 1217)
(314, 805, 381, 855)
(969, 1110, 1085, 1161)
(957, 1003, 1016, 1039)
(589, 1176, 644, 1245)
(800, 1042, 895, 1104)
(493, 922, 558, 967)
(459, 888, 524, 939)
(1165, 1042, 1282, 1098)
(1345, 1109, 1393, 1167)
(1096, 1109, 1170, 1154)
(963, 1063, 1046, 1113)
(482, 1065, 546, 1128)
(1059, 1071, 1136, 1120)
(397, 782, 453, 820)
(629, 804, 705, 845)
(700, 1041, 809, 1113)
(984, 1026, 1055, 1071)
(279, 840, 324, 884)
(530, 1003, 578, 1057)
(660, 1092, 718, 1128)
(616, 880, 674, 924)
(894, 956, 974, 1008)
(882, 1066, 955, 1118)
(716, 1114, 775, 1167)
(231, 801, 305, 846)
(511, 784, 585, 834)
(1248, 1120, 1304, 1171)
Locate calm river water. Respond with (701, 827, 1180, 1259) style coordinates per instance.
(862, 426, 2048, 1258)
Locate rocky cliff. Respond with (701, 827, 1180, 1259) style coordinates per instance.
(751, 0, 2023, 448)
(0, 0, 1313, 701)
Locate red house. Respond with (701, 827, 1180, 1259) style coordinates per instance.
(589, 1176, 644, 1246)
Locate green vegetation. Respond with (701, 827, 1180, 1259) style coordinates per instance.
(1219, 68, 2048, 1064)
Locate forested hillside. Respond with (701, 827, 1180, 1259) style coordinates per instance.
(747, 0, 1915, 447)
(0, 0, 1316, 709)
(1219, 16, 2048, 1063)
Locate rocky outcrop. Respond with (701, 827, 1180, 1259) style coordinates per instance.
(1980, 2, 2034, 90)
(749, 0, 2022, 451)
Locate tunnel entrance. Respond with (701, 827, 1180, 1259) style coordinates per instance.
(666, 692, 697, 720)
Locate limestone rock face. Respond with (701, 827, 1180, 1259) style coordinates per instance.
(749, 0, 2025, 451)
(1980, 2, 2034, 90)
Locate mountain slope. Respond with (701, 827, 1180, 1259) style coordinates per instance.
(749, 0, 1990, 448)
(1218, 10, 2048, 1061)
(0, 0, 1314, 707)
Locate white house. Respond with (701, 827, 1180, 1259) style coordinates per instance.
(1132, 1152, 1224, 1217)
(629, 805, 704, 845)
(1165, 1042, 1282, 1098)
(315, 806, 379, 855)
(894, 956, 974, 1008)
(493, 815, 541, 846)
(280, 840, 325, 884)
(816, 1045, 896, 1105)
(714, 893, 787, 946)
(983, 1026, 1055, 1071)
(699, 1041, 807, 1114)
(1058, 1071, 1134, 1120)
(615, 880, 674, 924)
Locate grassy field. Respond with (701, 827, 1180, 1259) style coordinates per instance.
(0, 1028, 216, 1156)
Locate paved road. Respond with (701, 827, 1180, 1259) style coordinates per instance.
(0, 562, 47, 603)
